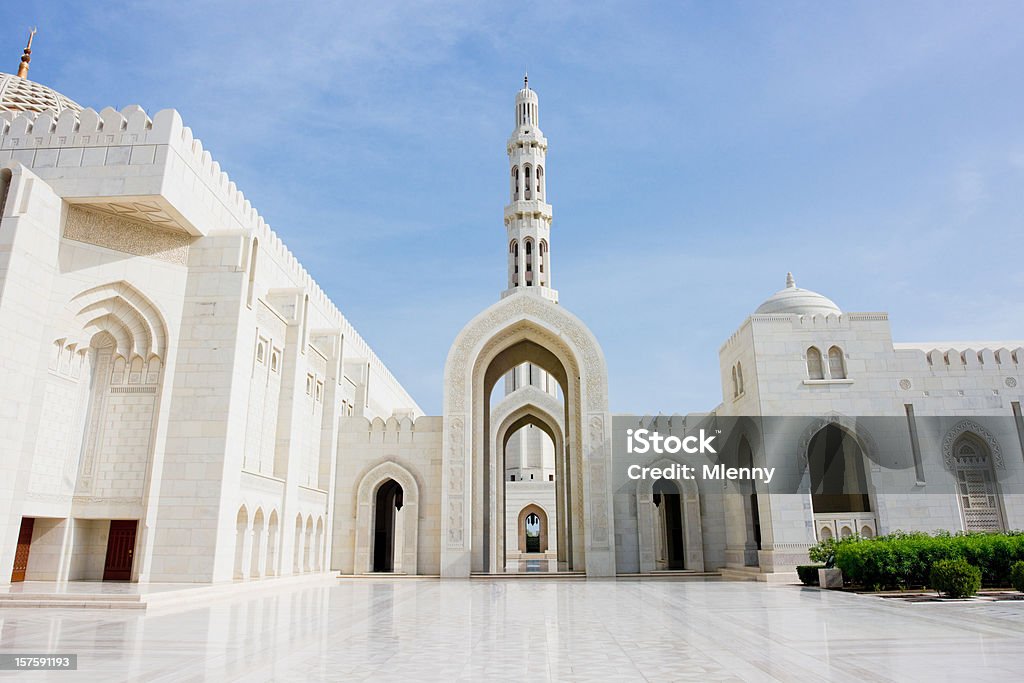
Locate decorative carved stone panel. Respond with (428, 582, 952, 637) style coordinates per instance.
(64, 206, 190, 265)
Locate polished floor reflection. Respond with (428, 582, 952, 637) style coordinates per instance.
(1, 578, 1023, 681)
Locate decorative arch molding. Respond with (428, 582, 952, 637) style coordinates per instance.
(353, 460, 421, 574)
(492, 399, 565, 566)
(441, 291, 613, 577)
(444, 293, 607, 413)
(796, 412, 878, 465)
(635, 458, 704, 572)
(942, 420, 1003, 471)
(58, 281, 169, 360)
(491, 386, 565, 439)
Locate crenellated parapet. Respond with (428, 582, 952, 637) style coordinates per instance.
(339, 415, 443, 442)
(0, 104, 416, 410)
(895, 343, 1024, 374)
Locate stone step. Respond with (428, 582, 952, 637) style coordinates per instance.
(470, 572, 587, 579)
(0, 599, 147, 610)
(615, 571, 722, 580)
(0, 593, 143, 602)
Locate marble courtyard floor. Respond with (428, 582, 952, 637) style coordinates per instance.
(1, 578, 1023, 682)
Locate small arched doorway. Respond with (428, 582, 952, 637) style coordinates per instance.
(636, 457, 704, 573)
(373, 479, 404, 572)
(517, 504, 549, 554)
(653, 480, 684, 570)
(951, 432, 1004, 532)
(738, 436, 762, 564)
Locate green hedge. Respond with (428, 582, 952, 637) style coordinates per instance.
(830, 531, 1024, 590)
(796, 565, 824, 586)
(1011, 561, 1024, 593)
(930, 559, 981, 598)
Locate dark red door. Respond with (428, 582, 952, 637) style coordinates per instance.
(103, 520, 137, 581)
(10, 518, 34, 582)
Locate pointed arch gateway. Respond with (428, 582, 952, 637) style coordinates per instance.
(492, 396, 565, 569)
(636, 458, 704, 572)
(442, 292, 613, 577)
(354, 461, 421, 574)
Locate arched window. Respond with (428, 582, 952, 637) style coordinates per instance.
(524, 240, 533, 286)
(539, 240, 547, 286)
(536, 165, 544, 200)
(300, 294, 309, 355)
(512, 166, 519, 201)
(512, 241, 519, 286)
(736, 362, 744, 395)
(828, 346, 846, 379)
(806, 347, 824, 380)
(524, 165, 532, 200)
(246, 238, 258, 308)
(731, 367, 738, 398)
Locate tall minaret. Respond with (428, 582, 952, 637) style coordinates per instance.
(503, 75, 558, 303)
(501, 77, 560, 483)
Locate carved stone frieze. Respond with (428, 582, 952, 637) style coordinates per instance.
(64, 206, 190, 265)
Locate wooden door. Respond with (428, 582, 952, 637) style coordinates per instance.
(103, 520, 137, 581)
(10, 518, 34, 582)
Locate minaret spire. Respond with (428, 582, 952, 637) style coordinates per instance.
(502, 77, 558, 303)
(16, 27, 37, 79)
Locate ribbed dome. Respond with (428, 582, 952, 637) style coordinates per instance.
(0, 72, 82, 114)
(755, 273, 841, 316)
(516, 75, 538, 102)
(517, 87, 537, 101)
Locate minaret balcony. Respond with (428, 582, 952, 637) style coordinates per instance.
(507, 132, 548, 149)
(504, 200, 552, 221)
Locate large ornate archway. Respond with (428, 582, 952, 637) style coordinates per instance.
(441, 292, 613, 577)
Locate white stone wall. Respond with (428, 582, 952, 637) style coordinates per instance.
(0, 104, 422, 585)
(711, 307, 1024, 574)
(332, 416, 442, 575)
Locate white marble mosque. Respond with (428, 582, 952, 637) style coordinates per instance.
(2, 33, 1024, 591)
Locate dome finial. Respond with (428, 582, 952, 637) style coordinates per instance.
(524, 72, 528, 88)
(785, 272, 795, 288)
(16, 27, 36, 79)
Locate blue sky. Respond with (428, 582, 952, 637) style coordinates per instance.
(4, 2, 1023, 415)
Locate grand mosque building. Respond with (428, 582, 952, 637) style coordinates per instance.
(2, 34, 1023, 587)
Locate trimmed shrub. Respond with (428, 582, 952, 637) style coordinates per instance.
(797, 565, 824, 586)
(833, 531, 1024, 590)
(1011, 561, 1024, 593)
(930, 558, 981, 598)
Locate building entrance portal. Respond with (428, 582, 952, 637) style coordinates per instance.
(10, 517, 34, 582)
(373, 479, 403, 572)
(441, 294, 614, 578)
(653, 481, 685, 570)
(525, 513, 541, 553)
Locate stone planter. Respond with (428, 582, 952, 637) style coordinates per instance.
(818, 568, 844, 589)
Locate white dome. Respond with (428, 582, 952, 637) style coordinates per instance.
(754, 273, 841, 316)
(516, 75, 538, 102)
(0, 72, 82, 114)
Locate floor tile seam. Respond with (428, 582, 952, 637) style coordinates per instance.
(647, 586, 869, 683)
